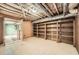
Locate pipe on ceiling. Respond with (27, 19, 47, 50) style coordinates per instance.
(69, 3, 78, 14)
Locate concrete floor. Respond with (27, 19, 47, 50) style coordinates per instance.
(0, 37, 78, 55)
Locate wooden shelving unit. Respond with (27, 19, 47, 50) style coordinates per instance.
(46, 21, 59, 41)
(38, 23, 45, 38)
(33, 24, 38, 37)
(58, 19, 73, 44)
(33, 18, 74, 45)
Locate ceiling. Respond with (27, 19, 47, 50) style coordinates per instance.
(0, 3, 78, 21)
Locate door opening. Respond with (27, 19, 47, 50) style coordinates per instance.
(3, 18, 22, 44)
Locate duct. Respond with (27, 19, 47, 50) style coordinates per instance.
(69, 3, 78, 14)
(32, 13, 77, 23)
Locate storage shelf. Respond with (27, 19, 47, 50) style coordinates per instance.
(61, 35, 73, 38)
(33, 19, 73, 44)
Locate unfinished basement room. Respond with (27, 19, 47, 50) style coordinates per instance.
(0, 3, 79, 55)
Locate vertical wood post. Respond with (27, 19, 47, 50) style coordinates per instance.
(73, 20, 76, 46)
(45, 23, 47, 39)
(37, 24, 38, 37)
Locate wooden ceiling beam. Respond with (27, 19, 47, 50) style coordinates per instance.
(46, 3, 55, 14)
(18, 3, 27, 20)
(56, 3, 63, 13)
(0, 3, 29, 20)
(53, 3, 59, 15)
(0, 5, 22, 15)
(31, 4, 47, 17)
(0, 5, 37, 21)
(5, 3, 22, 11)
(0, 12, 23, 20)
(38, 3, 52, 17)
(7, 3, 36, 20)
(0, 9, 23, 17)
(18, 3, 40, 20)
(20, 4, 43, 19)
(7, 3, 43, 20)
(41, 3, 53, 16)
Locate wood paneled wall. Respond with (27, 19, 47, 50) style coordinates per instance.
(0, 17, 4, 44)
(22, 21, 33, 39)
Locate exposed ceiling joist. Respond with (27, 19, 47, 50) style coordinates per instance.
(41, 3, 54, 16)
(46, 3, 56, 14)
(16, 3, 41, 20)
(53, 3, 59, 15)
(0, 4, 22, 13)
(4, 3, 22, 11)
(56, 3, 63, 13)
(6, 3, 41, 20)
(0, 5, 22, 15)
(32, 4, 49, 17)
(6, 3, 44, 18)
(0, 3, 78, 21)
(0, 11, 23, 20)
(38, 3, 52, 17)
(18, 3, 27, 20)
(0, 8, 22, 17)
(21, 4, 44, 19)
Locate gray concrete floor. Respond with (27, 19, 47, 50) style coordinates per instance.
(0, 37, 78, 55)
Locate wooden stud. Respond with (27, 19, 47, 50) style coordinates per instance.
(73, 20, 76, 46)
(45, 23, 47, 39)
(57, 20, 61, 42)
(37, 24, 38, 37)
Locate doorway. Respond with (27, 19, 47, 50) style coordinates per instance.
(4, 18, 22, 45)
